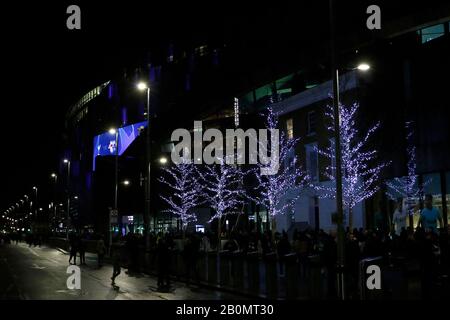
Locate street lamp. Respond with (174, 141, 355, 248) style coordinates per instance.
(137, 81, 151, 245)
(356, 63, 371, 71)
(159, 157, 168, 165)
(63, 159, 71, 240)
(122, 180, 130, 186)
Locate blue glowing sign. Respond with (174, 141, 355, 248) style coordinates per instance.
(93, 121, 147, 171)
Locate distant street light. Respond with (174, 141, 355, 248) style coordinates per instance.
(137, 82, 148, 91)
(122, 180, 130, 186)
(357, 63, 371, 71)
(159, 157, 168, 165)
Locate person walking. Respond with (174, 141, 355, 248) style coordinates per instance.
(393, 198, 408, 236)
(68, 235, 78, 265)
(156, 235, 171, 290)
(418, 194, 443, 234)
(111, 240, 122, 286)
(96, 236, 106, 268)
(77, 236, 86, 265)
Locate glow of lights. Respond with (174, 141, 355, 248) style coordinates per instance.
(254, 107, 309, 220)
(316, 102, 389, 228)
(357, 63, 370, 71)
(234, 97, 239, 127)
(159, 157, 168, 165)
(158, 157, 203, 229)
(137, 82, 148, 91)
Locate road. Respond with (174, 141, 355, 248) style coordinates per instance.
(0, 242, 243, 300)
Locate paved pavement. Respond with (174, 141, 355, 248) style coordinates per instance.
(0, 242, 244, 300)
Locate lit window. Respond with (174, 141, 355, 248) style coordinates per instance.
(417, 24, 445, 44)
(307, 111, 317, 135)
(286, 118, 294, 139)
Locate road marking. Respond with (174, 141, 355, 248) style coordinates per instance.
(30, 263, 45, 270)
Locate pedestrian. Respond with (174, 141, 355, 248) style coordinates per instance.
(69, 235, 78, 265)
(97, 236, 106, 268)
(111, 241, 122, 286)
(392, 198, 408, 236)
(78, 236, 86, 265)
(418, 194, 443, 234)
(156, 236, 171, 290)
(277, 230, 291, 275)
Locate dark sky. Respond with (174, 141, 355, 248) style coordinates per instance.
(0, 1, 446, 211)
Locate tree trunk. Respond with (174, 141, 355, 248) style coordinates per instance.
(271, 217, 277, 239)
(348, 207, 353, 232)
(217, 217, 222, 252)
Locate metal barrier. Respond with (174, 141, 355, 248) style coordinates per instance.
(264, 252, 278, 298)
(246, 251, 260, 294)
(284, 253, 299, 298)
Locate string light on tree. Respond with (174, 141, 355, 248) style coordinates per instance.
(317, 102, 389, 230)
(254, 107, 309, 231)
(158, 157, 202, 235)
(385, 121, 431, 216)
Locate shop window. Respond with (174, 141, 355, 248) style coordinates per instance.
(417, 24, 445, 43)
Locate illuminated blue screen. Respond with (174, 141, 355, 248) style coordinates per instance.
(93, 121, 148, 171)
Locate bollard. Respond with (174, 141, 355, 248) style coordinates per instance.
(246, 251, 260, 295)
(264, 252, 278, 299)
(207, 251, 218, 285)
(284, 253, 299, 299)
(219, 250, 231, 287)
(231, 251, 245, 290)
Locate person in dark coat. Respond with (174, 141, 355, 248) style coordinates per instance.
(69, 235, 78, 265)
(111, 241, 122, 285)
(77, 236, 86, 265)
(156, 236, 171, 290)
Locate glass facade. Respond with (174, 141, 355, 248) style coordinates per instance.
(417, 23, 445, 43)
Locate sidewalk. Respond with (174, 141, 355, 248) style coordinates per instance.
(51, 245, 244, 300)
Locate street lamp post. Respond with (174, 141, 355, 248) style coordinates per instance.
(329, 0, 346, 300)
(108, 128, 119, 252)
(137, 82, 151, 248)
(63, 159, 71, 240)
(329, 1, 372, 300)
(51, 173, 58, 233)
(32, 187, 38, 223)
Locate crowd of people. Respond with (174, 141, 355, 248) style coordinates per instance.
(1, 194, 448, 298)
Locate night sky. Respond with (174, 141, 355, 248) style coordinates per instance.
(0, 0, 444, 210)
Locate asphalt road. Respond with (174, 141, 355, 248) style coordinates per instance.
(0, 242, 242, 300)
